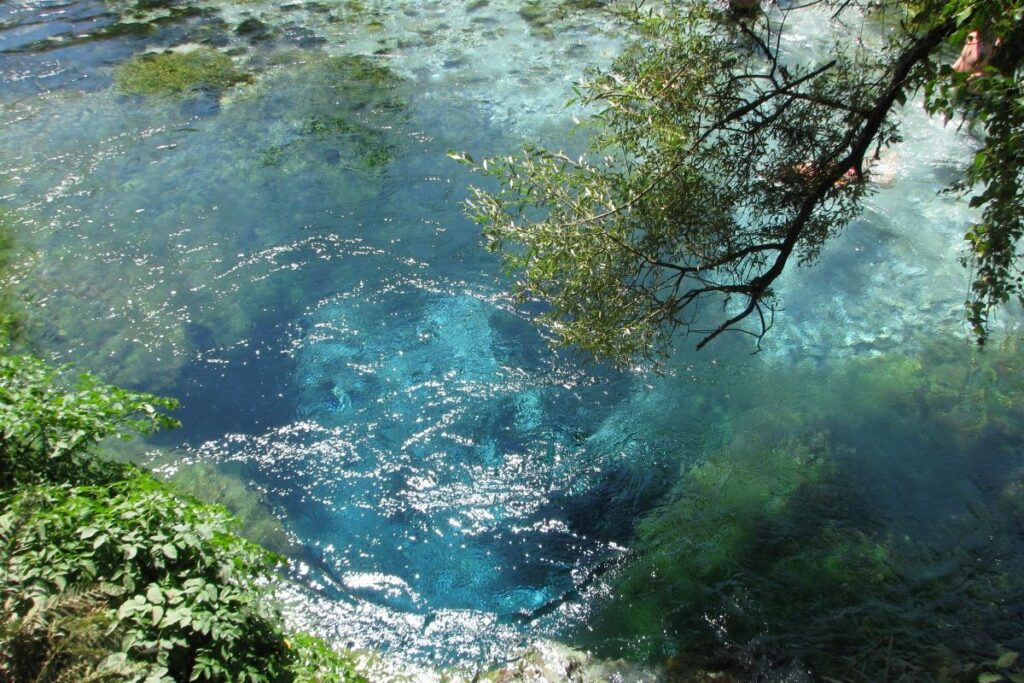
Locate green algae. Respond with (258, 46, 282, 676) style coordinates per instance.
(257, 54, 408, 173)
(114, 48, 252, 98)
(584, 436, 842, 658)
(323, 53, 406, 90)
(519, 0, 609, 38)
(583, 337, 1024, 679)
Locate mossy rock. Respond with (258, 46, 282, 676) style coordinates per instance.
(519, 2, 551, 27)
(236, 17, 274, 40)
(134, 0, 183, 9)
(519, 0, 606, 33)
(115, 48, 253, 98)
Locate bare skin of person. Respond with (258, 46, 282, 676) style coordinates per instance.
(953, 30, 1001, 75)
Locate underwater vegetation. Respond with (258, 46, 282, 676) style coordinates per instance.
(164, 460, 300, 557)
(258, 53, 408, 172)
(115, 47, 253, 98)
(518, 0, 610, 39)
(7, 46, 410, 393)
(578, 337, 1024, 681)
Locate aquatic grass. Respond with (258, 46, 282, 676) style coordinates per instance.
(583, 437, 835, 656)
(582, 338, 1024, 679)
(262, 54, 408, 172)
(114, 48, 252, 98)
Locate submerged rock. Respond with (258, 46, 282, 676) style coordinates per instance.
(236, 17, 275, 41)
(180, 88, 221, 118)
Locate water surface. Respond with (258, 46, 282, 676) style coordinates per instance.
(2, 0, 1023, 677)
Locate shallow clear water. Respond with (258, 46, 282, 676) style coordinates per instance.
(2, 0, 1024, 677)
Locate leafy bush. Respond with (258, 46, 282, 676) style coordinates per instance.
(1, 479, 291, 681)
(0, 351, 365, 682)
(0, 354, 178, 489)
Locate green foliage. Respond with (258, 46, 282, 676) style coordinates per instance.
(0, 353, 178, 489)
(0, 207, 29, 345)
(0, 350, 365, 682)
(461, 0, 1024, 363)
(923, 9, 1024, 343)
(1, 480, 290, 681)
(287, 633, 364, 683)
(115, 49, 252, 98)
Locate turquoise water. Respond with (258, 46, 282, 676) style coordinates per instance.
(3, 0, 1024, 678)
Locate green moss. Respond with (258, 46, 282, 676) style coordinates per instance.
(260, 142, 293, 167)
(519, 0, 607, 35)
(584, 336, 1024, 677)
(253, 54, 407, 176)
(326, 54, 403, 86)
(115, 48, 253, 98)
(519, 2, 550, 26)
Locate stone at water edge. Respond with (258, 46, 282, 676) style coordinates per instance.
(485, 640, 663, 682)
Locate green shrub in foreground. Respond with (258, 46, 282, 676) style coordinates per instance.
(1, 479, 289, 681)
(0, 353, 178, 489)
(0, 352, 365, 682)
